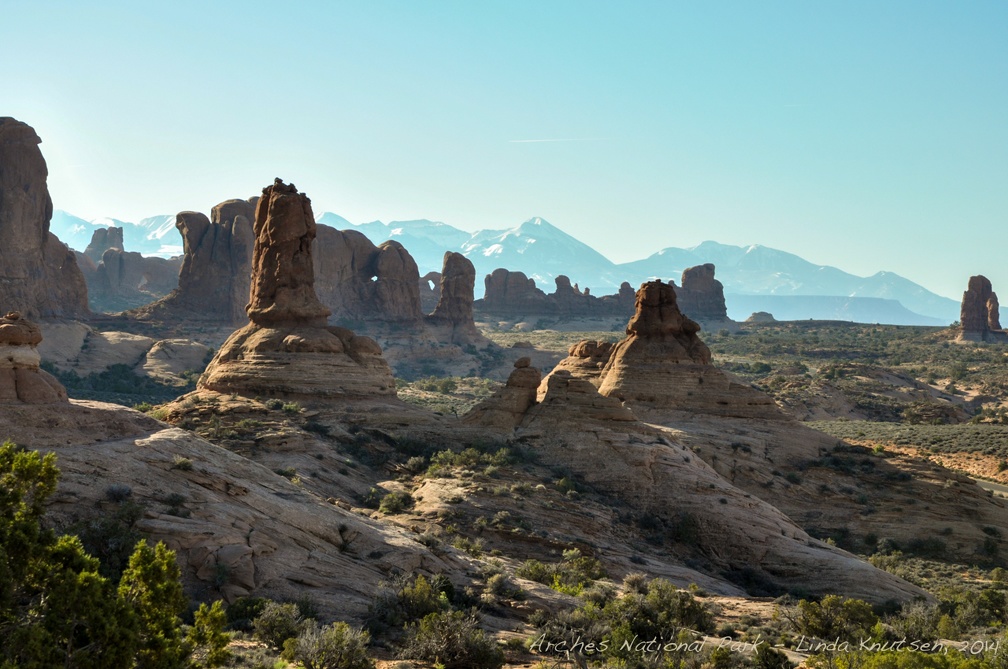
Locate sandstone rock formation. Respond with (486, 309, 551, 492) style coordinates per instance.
(83, 226, 124, 263)
(746, 311, 777, 323)
(426, 252, 488, 346)
(133, 198, 257, 323)
(0, 311, 67, 403)
(462, 357, 541, 429)
(477, 269, 635, 321)
(548, 280, 782, 420)
(677, 263, 728, 322)
(960, 275, 1007, 342)
(0, 118, 89, 319)
(77, 228, 182, 313)
(200, 180, 396, 399)
(419, 270, 441, 313)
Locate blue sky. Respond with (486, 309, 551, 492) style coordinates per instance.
(4, 1, 1006, 301)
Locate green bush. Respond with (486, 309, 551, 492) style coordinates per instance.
(368, 574, 448, 628)
(253, 601, 305, 649)
(400, 610, 504, 669)
(516, 548, 606, 595)
(786, 595, 878, 642)
(283, 621, 375, 669)
(188, 600, 232, 668)
(378, 490, 414, 514)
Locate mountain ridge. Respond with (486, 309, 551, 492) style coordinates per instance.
(49, 210, 959, 325)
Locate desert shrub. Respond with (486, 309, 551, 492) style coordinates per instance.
(105, 482, 133, 501)
(283, 621, 375, 669)
(368, 574, 448, 628)
(516, 549, 606, 595)
(226, 597, 271, 631)
(399, 610, 504, 669)
(171, 456, 193, 471)
(785, 595, 878, 642)
(68, 499, 145, 580)
(253, 601, 305, 649)
(378, 490, 414, 514)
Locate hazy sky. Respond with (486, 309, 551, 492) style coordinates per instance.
(4, 1, 1006, 300)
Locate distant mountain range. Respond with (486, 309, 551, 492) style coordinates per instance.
(50, 210, 960, 326)
(51, 210, 181, 258)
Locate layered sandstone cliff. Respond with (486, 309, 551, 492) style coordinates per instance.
(0, 118, 89, 319)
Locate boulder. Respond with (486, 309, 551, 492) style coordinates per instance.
(0, 311, 67, 403)
(0, 118, 89, 319)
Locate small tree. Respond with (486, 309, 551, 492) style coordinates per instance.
(118, 539, 189, 669)
(254, 601, 305, 649)
(188, 600, 232, 668)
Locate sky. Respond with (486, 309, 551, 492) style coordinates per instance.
(3, 0, 1006, 301)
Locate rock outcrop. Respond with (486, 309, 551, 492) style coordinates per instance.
(0, 118, 89, 319)
(199, 180, 395, 399)
(462, 357, 541, 429)
(419, 271, 441, 313)
(426, 252, 487, 346)
(677, 263, 728, 322)
(960, 275, 1008, 342)
(132, 198, 257, 323)
(477, 269, 635, 321)
(746, 311, 777, 323)
(549, 280, 782, 420)
(77, 227, 181, 313)
(83, 226, 124, 264)
(0, 311, 67, 403)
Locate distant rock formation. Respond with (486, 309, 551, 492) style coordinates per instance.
(419, 271, 441, 313)
(83, 226, 124, 263)
(426, 252, 488, 346)
(0, 311, 67, 403)
(746, 311, 777, 323)
(200, 180, 395, 399)
(549, 280, 782, 420)
(0, 118, 89, 319)
(313, 230, 424, 325)
(77, 227, 181, 313)
(132, 198, 257, 323)
(477, 268, 635, 319)
(677, 263, 728, 322)
(960, 275, 1007, 342)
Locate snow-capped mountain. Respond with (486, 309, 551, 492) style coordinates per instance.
(618, 241, 959, 323)
(52, 207, 959, 325)
(50, 210, 181, 258)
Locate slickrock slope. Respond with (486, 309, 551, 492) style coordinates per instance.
(132, 198, 257, 324)
(0, 118, 89, 319)
(199, 179, 396, 399)
(0, 400, 455, 618)
(548, 280, 1008, 568)
(960, 275, 1008, 342)
(0, 311, 67, 403)
(463, 358, 924, 603)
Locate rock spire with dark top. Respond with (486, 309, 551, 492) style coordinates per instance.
(247, 179, 331, 326)
(199, 180, 395, 399)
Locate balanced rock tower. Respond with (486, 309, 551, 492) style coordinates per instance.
(199, 180, 395, 398)
(0, 311, 68, 403)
